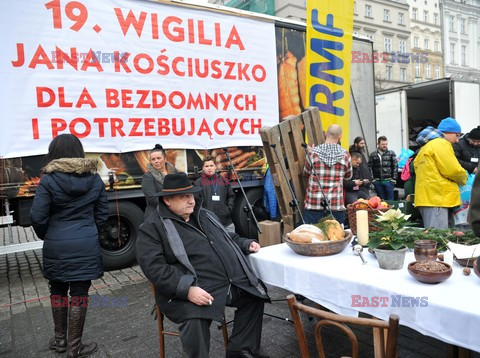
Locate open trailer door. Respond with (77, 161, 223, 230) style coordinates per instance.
(451, 80, 480, 132)
(375, 90, 408, 155)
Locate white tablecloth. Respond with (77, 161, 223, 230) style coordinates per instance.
(249, 243, 480, 352)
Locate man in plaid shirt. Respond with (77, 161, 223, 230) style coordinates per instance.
(304, 124, 352, 225)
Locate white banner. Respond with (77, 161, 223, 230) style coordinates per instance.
(0, 0, 278, 158)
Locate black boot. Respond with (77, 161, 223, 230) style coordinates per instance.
(49, 303, 68, 352)
(66, 305, 97, 358)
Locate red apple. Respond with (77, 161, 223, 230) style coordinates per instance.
(368, 196, 381, 209)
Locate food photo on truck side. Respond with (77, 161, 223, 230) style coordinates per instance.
(0, 1, 375, 270)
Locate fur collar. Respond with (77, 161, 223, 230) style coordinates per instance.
(43, 158, 100, 174)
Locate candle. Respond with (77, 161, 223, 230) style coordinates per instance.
(356, 210, 369, 246)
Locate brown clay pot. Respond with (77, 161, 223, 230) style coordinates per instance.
(414, 240, 438, 261)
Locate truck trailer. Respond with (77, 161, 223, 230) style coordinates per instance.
(375, 77, 480, 155)
(0, 0, 375, 269)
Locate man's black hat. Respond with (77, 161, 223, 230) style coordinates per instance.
(469, 126, 480, 140)
(158, 172, 201, 197)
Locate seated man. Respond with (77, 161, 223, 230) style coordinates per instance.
(136, 172, 269, 358)
(344, 152, 370, 205)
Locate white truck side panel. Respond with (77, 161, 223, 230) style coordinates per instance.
(350, 40, 376, 155)
(453, 81, 480, 132)
(375, 90, 408, 155)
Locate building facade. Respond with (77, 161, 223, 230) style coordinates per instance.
(213, 0, 412, 90)
(407, 0, 444, 82)
(441, 0, 480, 80)
(353, 0, 412, 90)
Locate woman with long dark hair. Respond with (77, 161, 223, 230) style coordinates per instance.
(141, 144, 177, 219)
(30, 134, 108, 357)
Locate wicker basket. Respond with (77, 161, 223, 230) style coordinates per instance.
(346, 202, 390, 235)
(285, 231, 353, 257)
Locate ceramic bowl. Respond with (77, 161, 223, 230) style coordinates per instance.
(284, 231, 353, 257)
(454, 256, 478, 268)
(407, 261, 452, 284)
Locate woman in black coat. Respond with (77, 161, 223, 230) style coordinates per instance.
(30, 134, 108, 358)
(141, 144, 177, 219)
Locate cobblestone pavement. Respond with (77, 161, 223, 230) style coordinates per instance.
(1, 226, 478, 357)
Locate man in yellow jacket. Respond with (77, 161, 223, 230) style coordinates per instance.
(414, 117, 468, 229)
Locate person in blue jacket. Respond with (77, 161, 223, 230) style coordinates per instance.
(30, 134, 109, 358)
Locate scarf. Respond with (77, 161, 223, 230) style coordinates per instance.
(147, 163, 167, 184)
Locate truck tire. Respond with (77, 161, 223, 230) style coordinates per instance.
(232, 187, 268, 240)
(98, 201, 143, 270)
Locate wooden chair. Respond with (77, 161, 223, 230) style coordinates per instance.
(150, 284, 229, 358)
(287, 294, 399, 358)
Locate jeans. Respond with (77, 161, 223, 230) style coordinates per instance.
(373, 180, 394, 201)
(304, 210, 345, 225)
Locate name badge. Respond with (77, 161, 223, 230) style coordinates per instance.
(471, 158, 479, 163)
(212, 195, 220, 201)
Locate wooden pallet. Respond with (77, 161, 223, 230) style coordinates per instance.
(260, 107, 325, 235)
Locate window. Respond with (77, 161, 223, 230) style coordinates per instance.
(386, 66, 392, 80)
(434, 13, 439, 25)
(424, 38, 429, 50)
(384, 9, 390, 22)
(365, 4, 372, 17)
(425, 64, 431, 79)
(399, 12, 405, 25)
(450, 43, 456, 64)
(434, 41, 439, 52)
(399, 40, 406, 53)
(412, 8, 417, 20)
(424, 10, 429, 23)
(354, 1, 357, 15)
(384, 37, 392, 52)
(415, 63, 421, 77)
(400, 68, 406, 82)
(461, 18, 466, 34)
(414, 37, 419, 48)
(461, 45, 467, 65)
(449, 16, 455, 31)
(435, 65, 440, 79)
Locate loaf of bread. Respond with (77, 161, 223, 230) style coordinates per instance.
(287, 224, 326, 243)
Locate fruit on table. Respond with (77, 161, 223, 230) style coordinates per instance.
(354, 198, 370, 209)
(368, 196, 382, 209)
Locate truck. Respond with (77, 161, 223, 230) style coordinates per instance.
(0, 0, 375, 269)
(375, 77, 480, 156)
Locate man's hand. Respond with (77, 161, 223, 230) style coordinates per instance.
(249, 241, 261, 253)
(354, 180, 363, 186)
(187, 286, 214, 306)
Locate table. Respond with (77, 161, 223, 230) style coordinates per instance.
(249, 242, 480, 353)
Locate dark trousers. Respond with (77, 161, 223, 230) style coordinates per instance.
(49, 280, 91, 307)
(304, 209, 345, 225)
(373, 180, 394, 201)
(178, 287, 265, 358)
(345, 189, 369, 205)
